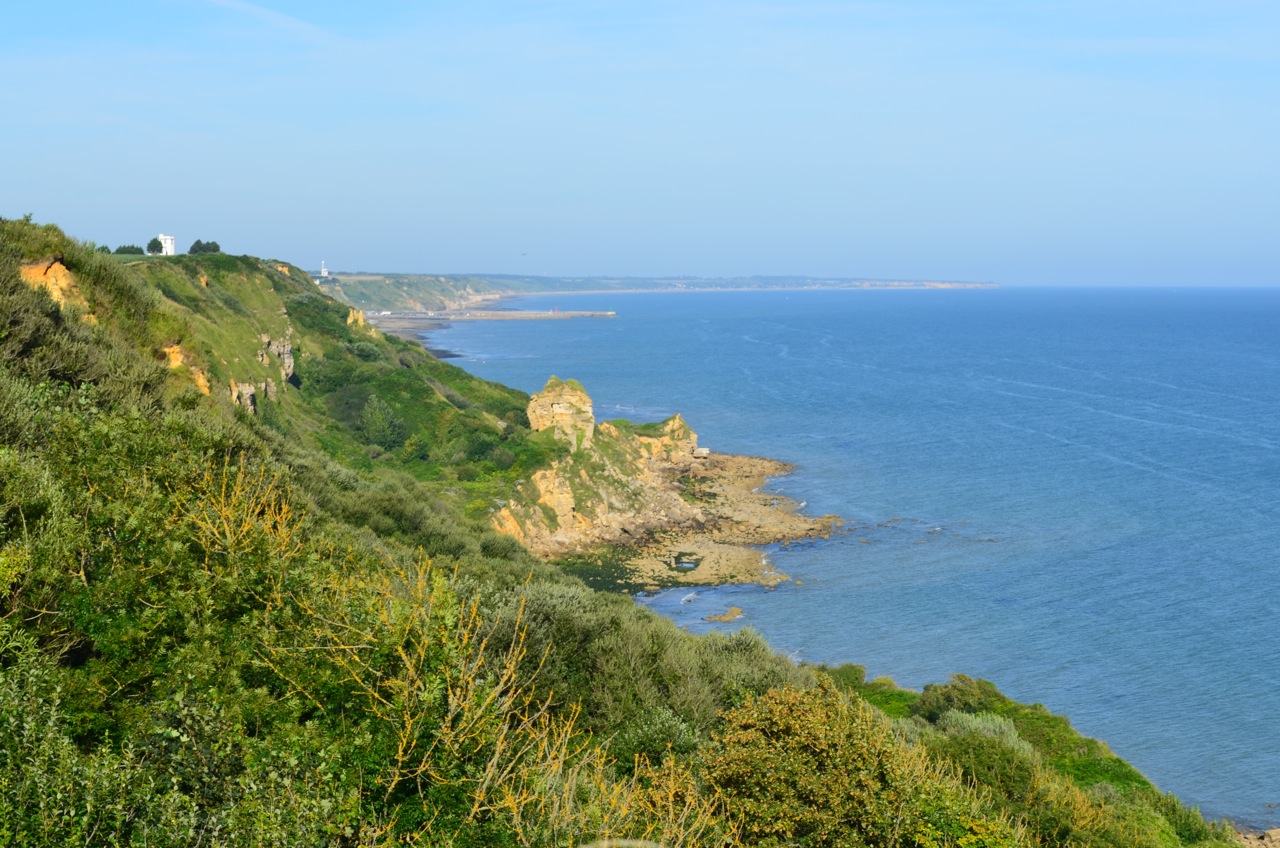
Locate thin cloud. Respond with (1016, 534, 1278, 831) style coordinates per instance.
(200, 0, 338, 44)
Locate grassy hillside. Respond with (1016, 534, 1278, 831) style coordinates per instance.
(0, 217, 1232, 846)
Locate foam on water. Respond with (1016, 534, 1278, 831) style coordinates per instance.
(428, 287, 1280, 827)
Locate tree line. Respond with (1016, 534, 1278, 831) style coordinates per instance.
(100, 238, 223, 255)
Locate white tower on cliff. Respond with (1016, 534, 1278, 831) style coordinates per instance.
(158, 234, 175, 256)
(320, 260, 329, 277)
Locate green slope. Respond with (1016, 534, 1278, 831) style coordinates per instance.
(0, 217, 1233, 847)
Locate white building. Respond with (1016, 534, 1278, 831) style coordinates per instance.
(320, 260, 329, 277)
(158, 234, 176, 256)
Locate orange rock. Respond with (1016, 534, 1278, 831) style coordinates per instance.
(19, 260, 89, 312)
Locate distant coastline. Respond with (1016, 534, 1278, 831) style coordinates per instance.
(366, 283, 998, 349)
(324, 270, 999, 317)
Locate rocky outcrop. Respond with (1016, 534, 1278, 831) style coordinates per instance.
(628, 414, 698, 461)
(228, 376, 281, 412)
(19, 258, 94, 321)
(527, 377, 595, 450)
(257, 332, 295, 385)
(229, 379, 257, 413)
(492, 378, 709, 556)
(161, 344, 211, 395)
(492, 378, 836, 584)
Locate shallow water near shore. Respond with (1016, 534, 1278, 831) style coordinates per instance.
(425, 287, 1280, 828)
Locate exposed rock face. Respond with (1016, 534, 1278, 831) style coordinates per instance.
(192, 370, 212, 395)
(162, 344, 186, 369)
(229, 379, 257, 413)
(19, 259, 93, 320)
(258, 332, 295, 384)
(493, 378, 706, 555)
(631, 414, 698, 461)
(347, 308, 366, 327)
(527, 378, 595, 450)
(228, 377, 280, 411)
(161, 344, 211, 395)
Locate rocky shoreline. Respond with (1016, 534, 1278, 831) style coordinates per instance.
(1237, 829, 1280, 846)
(622, 451, 839, 590)
(489, 377, 838, 590)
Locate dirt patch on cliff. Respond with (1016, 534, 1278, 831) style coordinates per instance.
(20, 259, 92, 317)
(623, 453, 838, 589)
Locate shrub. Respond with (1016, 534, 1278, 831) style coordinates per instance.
(705, 681, 1025, 847)
(358, 395, 406, 449)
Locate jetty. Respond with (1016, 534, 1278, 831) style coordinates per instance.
(373, 309, 615, 322)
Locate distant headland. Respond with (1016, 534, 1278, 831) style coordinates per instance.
(313, 270, 997, 314)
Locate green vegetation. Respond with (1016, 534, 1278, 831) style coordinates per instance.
(0, 217, 1234, 846)
(189, 238, 222, 254)
(115, 244, 145, 254)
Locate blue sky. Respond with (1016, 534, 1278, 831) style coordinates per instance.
(2, 1, 1276, 285)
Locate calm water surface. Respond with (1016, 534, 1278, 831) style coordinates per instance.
(425, 288, 1280, 827)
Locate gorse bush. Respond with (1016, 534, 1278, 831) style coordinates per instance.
(705, 681, 1026, 847)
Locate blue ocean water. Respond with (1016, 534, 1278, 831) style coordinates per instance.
(425, 288, 1280, 827)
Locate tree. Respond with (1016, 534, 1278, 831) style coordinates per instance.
(189, 240, 222, 254)
(95, 244, 111, 254)
(146, 237, 162, 255)
(114, 245, 144, 255)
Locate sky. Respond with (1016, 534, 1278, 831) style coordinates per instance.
(2, 1, 1277, 285)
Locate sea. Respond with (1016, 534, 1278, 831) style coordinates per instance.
(421, 287, 1280, 828)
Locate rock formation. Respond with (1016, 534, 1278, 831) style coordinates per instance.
(19, 258, 94, 321)
(493, 378, 707, 555)
(229, 379, 257, 413)
(527, 377, 596, 450)
(493, 378, 835, 585)
(161, 344, 211, 395)
(258, 332, 295, 384)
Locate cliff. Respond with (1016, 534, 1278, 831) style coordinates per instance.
(0, 217, 1235, 847)
(492, 377, 700, 550)
(493, 376, 836, 586)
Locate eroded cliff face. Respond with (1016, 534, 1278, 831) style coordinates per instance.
(492, 378, 707, 555)
(19, 259, 93, 320)
(526, 377, 595, 450)
(230, 332, 295, 412)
